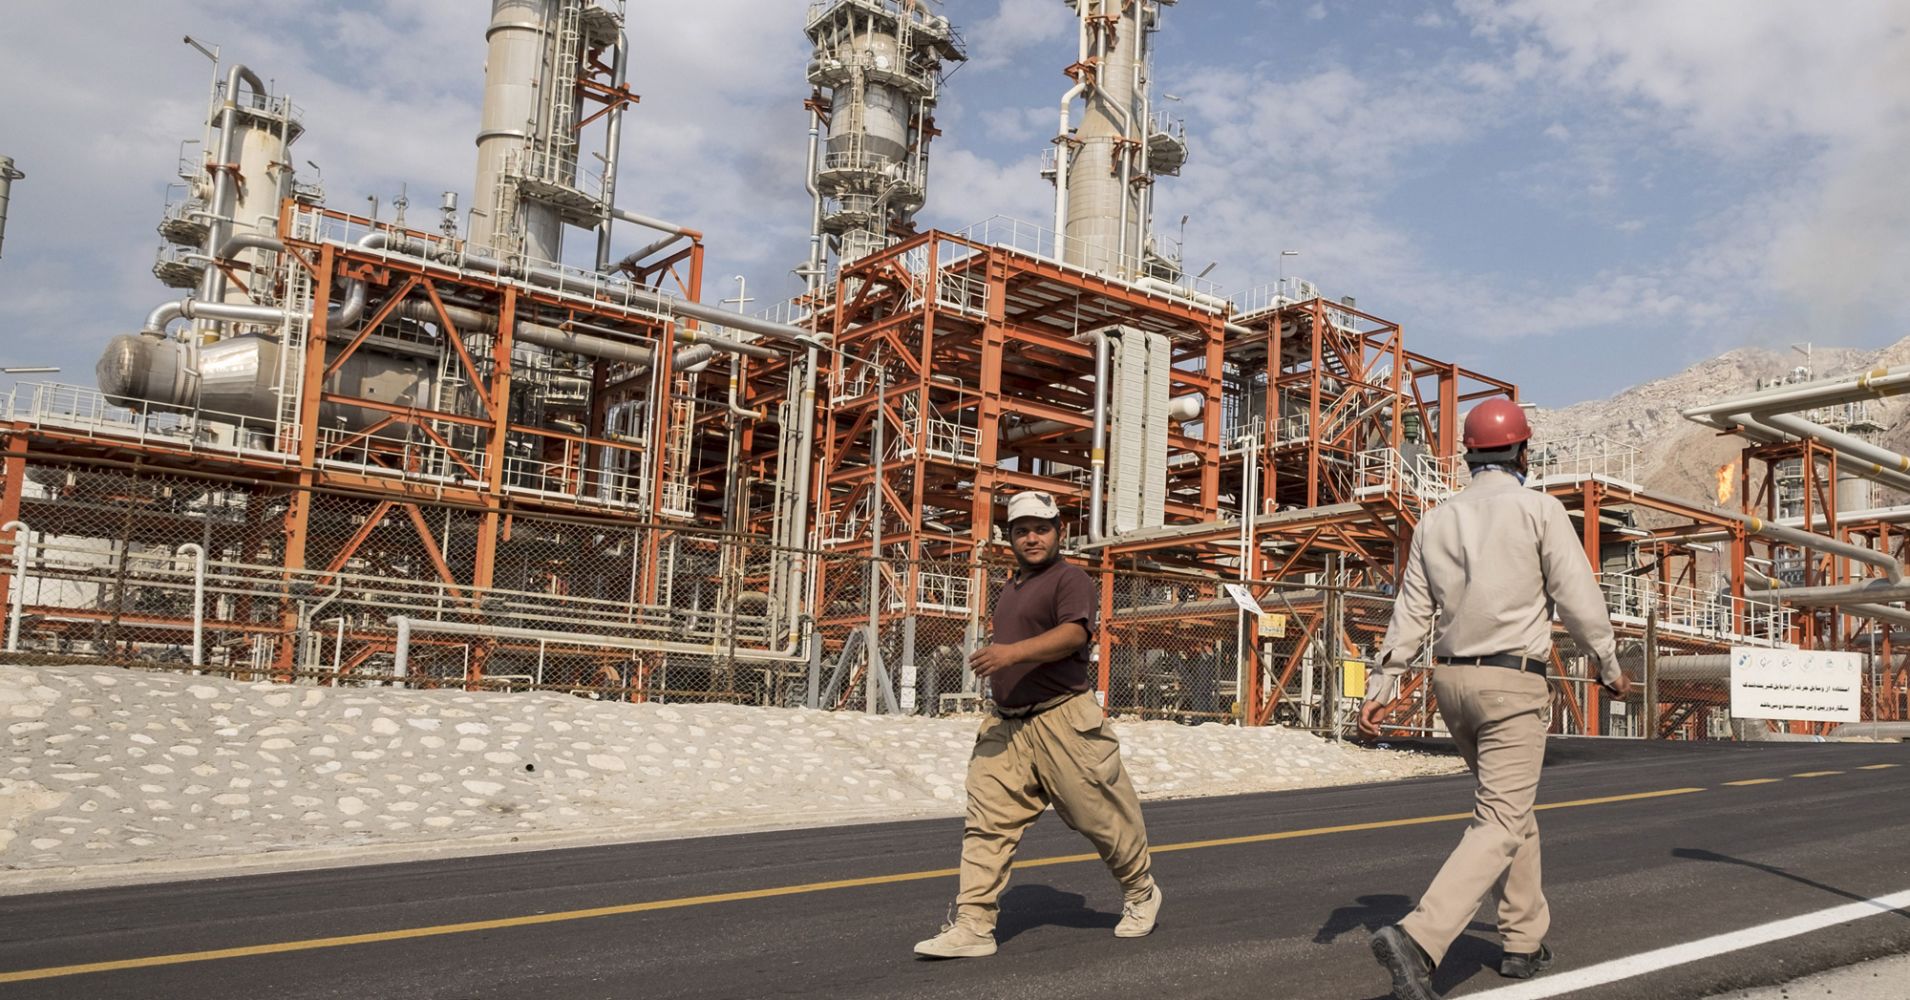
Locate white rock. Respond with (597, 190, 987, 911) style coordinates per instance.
(587, 754, 626, 772)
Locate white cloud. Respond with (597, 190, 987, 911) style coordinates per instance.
(0, 0, 823, 374)
(964, 0, 1075, 71)
(1456, 0, 1910, 349)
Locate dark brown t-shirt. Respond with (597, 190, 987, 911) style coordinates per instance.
(988, 559, 1098, 707)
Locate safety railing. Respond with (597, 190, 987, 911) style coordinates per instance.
(951, 215, 1227, 305)
(315, 422, 489, 488)
(1530, 434, 1640, 487)
(898, 415, 979, 465)
(806, 0, 958, 33)
(1596, 573, 1793, 645)
(2, 382, 294, 462)
(289, 208, 680, 330)
(501, 440, 652, 512)
(1235, 277, 1322, 317)
(1355, 448, 1467, 509)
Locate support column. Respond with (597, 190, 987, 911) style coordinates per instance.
(276, 243, 335, 681)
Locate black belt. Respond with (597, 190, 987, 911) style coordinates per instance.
(1437, 653, 1546, 675)
(991, 691, 1081, 719)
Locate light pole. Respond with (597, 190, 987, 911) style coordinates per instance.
(1277, 249, 1300, 296)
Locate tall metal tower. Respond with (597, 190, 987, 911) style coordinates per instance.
(1048, 0, 1187, 279)
(803, 0, 966, 273)
(472, 0, 636, 263)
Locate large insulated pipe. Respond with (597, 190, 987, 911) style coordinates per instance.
(1828, 721, 1910, 739)
(1087, 330, 1110, 542)
(1741, 514, 1902, 584)
(594, 33, 628, 272)
(0, 156, 22, 261)
(146, 230, 404, 336)
(454, 250, 825, 347)
(804, 109, 826, 283)
(198, 65, 267, 311)
(1743, 565, 1910, 628)
(611, 207, 699, 240)
(1684, 365, 1910, 423)
(1051, 14, 1090, 243)
(1758, 410, 1910, 483)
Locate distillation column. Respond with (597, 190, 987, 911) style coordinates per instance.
(1053, 0, 1184, 278)
(472, 0, 624, 261)
(804, 0, 966, 267)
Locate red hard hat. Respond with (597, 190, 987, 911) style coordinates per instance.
(1463, 399, 1531, 451)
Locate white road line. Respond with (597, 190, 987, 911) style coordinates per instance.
(1467, 887, 1910, 999)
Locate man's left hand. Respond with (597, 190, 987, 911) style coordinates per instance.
(1357, 700, 1387, 739)
(968, 643, 1022, 678)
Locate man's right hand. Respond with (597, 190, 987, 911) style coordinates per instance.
(1601, 671, 1634, 699)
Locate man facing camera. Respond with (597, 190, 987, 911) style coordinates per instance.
(913, 490, 1161, 958)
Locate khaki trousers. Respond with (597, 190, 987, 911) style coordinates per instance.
(1400, 665, 1552, 965)
(954, 692, 1154, 931)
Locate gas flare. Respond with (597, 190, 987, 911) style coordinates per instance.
(1716, 463, 1737, 506)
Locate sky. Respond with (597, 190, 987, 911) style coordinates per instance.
(0, 0, 1905, 406)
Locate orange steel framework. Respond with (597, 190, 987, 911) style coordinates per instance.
(1, 207, 1903, 732)
(0, 201, 735, 693)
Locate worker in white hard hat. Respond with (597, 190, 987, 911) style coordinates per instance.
(913, 490, 1161, 959)
(1359, 399, 1633, 1000)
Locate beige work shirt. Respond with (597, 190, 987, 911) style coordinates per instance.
(1366, 469, 1622, 705)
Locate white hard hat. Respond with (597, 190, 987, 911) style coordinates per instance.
(1005, 491, 1061, 524)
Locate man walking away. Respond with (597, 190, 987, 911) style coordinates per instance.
(1357, 400, 1632, 1000)
(914, 490, 1161, 959)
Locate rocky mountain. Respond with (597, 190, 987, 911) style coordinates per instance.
(1528, 336, 1910, 512)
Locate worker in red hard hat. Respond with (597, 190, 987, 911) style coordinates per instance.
(1358, 398, 1634, 1000)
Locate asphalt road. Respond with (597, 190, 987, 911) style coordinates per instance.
(2, 739, 1905, 999)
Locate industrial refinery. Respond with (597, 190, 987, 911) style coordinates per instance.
(0, 0, 1903, 741)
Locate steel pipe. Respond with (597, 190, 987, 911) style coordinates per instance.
(1683, 365, 1910, 422)
(387, 614, 807, 665)
(198, 64, 267, 310)
(176, 543, 206, 666)
(0, 155, 22, 261)
(3, 519, 27, 653)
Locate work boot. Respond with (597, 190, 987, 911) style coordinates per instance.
(1114, 883, 1162, 938)
(913, 921, 997, 959)
(1500, 943, 1553, 979)
(1370, 925, 1441, 1000)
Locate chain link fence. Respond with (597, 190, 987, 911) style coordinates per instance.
(3, 456, 1899, 735)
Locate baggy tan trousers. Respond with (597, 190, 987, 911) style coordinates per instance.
(1400, 665, 1552, 965)
(954, 692, 1154, 931)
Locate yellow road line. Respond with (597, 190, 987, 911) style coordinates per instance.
(1858, 763, 1901, 770)
(0, 785, 1704, 984)
(1792, 770, 1844, 778)
(1724, 778, 1783, 786)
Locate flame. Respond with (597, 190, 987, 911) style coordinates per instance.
(1716, 463, 1737, 506)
